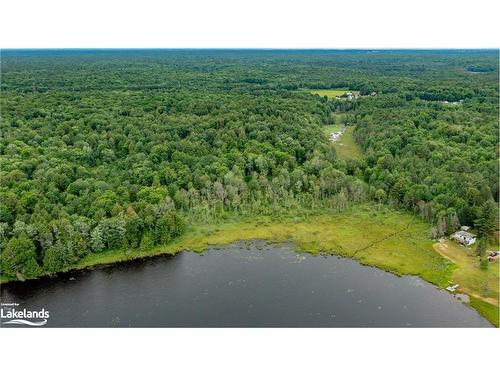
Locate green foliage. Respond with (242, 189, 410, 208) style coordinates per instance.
(139, 232, 154, 252)
(43, 241, 72, 273)
(1, 234, 39, 278)
(374, 188, 387, 203)
(474, 200, 498, 238)
(476, 237, 487, 256)
(480, 258, 489, 270)
(90, 225, 105, 253)
(0, 49, 498, 278)
(355, 86, 498, 227)
(99, 216, 126, 250)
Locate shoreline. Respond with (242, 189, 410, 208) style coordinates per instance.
(1, 205, 498, 326)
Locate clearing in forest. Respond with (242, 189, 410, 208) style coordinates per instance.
(306, 89, 353, 98)
(332, 126, 363, 160)
(322, 124, 343, 136)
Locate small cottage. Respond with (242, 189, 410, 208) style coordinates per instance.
(451, 230, 476, 246)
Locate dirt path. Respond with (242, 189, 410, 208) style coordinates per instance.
(433, 242, 499, 306)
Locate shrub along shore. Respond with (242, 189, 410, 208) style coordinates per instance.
(2, 204, 497, 326)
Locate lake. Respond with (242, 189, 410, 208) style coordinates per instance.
(0, 241, 492, 327)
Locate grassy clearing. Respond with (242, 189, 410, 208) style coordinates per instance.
(333, 126, 363, 160)
(433, 240, 499, 304)
(322, 113, 347, 135)
(322, 124, 343, 136)
(433, 240, 499, 327)
(305, 89, 351, 98)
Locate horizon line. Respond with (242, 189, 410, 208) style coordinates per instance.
(2, 47, 499, 51)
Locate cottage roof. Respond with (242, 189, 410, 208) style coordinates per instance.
(453, 230, 476, 239)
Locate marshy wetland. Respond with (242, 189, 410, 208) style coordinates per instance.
(1, 205, 497, 327)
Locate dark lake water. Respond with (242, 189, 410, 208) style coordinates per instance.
(0, 241, 492, 327)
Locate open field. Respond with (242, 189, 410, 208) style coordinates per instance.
(433, 240, 499, 325)
(333, 126, 363, 160)
(305, 89, 352, 98)
(322, 124, 343, 136)
(322, 114, 347, 135)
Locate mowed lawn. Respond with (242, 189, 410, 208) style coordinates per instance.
(333, 126, 363, 160)
(433, 240, 499, 325)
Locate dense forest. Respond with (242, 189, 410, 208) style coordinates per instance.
(0, 49, 498, 279)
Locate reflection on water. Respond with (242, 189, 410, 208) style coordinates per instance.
(0, 241, 492, 327)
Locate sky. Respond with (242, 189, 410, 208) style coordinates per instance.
(1, 0, 499, 48)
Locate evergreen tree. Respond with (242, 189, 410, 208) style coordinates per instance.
(476, 237, 488, 257)
(475, 200, 498, 238)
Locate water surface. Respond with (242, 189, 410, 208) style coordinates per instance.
(0, 241, 491, 327)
